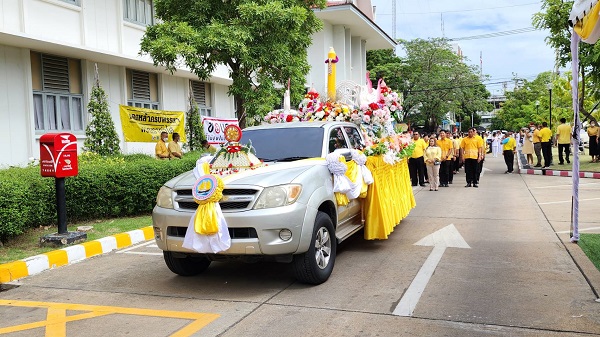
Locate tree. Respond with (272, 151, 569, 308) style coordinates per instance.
(367, 38, 490, 131)
(184, 89, 205, 151)
(84, 66, 121, 156)
(532, 0, 600, 113)
(140, 0, 326, 128)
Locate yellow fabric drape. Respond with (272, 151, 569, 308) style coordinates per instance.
(345, 159, 368, 198)
(574, 1, 600, 43)
(363, 156, 416, 240)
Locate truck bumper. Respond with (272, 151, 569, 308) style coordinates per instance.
(152, 202, 317, 256)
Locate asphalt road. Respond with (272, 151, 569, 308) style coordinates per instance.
(1, 155, 599, 337)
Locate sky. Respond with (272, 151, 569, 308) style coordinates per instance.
(370, 0, 556, 96)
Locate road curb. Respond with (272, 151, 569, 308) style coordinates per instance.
(558, 234, 600, 300)
(515, 149, 600, 178)
(0, 226, 154, 284)
(519, 168, 600, 178)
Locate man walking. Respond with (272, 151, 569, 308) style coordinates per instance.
(533, 124, 542, 167)
(556, 118, 572, 165)
(408, 132, 428, 187)
(437, 130, 454, 187)
(502, 131, 517, 173)
(540, 122, 553, 168)
(460, 128, 483, 188)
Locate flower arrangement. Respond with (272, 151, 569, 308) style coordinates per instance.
(363, 133, 415, 165)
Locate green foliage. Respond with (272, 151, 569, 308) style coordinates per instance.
(141, 0, 326, 127)
(84, 77, 121, 156)
(367, 39, 490, 131)
(184, 93, 205, 151)
(0, 153, 201, 242)
(533, 0, 600, 108)
(497, 72, 596, 132)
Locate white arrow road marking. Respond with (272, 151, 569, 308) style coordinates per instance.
(393, 224, 470, 317)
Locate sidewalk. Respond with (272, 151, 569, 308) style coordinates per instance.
(0, 226, 154, 287)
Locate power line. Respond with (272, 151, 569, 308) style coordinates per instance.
(378, 2, 541, 15)
(448, 27, 537, 41)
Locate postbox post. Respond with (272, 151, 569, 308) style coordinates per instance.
(39, 133, 86, 246)
(56, 177, 67, 234)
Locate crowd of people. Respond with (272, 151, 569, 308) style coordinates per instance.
(408, 118, 600, 190)
(408, 127, 487, 190)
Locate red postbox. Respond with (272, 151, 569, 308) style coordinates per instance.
(40, 133, 78, 178)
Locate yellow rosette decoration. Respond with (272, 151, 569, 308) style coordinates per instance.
(192, 175, 224, 235)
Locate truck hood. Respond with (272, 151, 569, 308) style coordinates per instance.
(164, 159, 326, 188)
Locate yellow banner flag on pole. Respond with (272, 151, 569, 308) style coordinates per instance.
(119, 105, 186, 142)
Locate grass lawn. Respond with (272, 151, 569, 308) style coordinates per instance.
(579, 234, 600, 272)
(0, 215, 152, 264)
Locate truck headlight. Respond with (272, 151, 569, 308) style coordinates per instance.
(156, 186, 174, 209)
(254, 184, 302, 209)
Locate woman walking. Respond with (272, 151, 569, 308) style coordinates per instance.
(424, 137, 442, 191)
(522, 128, 534, 165)
(588, 121, 599, 162)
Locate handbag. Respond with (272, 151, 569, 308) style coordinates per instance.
(434, 159, 441, 165)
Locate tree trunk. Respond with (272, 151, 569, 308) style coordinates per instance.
(235, 95, 246, 129)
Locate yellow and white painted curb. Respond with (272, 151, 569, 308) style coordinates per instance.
(0, 226, 154, 284)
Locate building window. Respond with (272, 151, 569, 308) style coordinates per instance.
(127, 69, 159, 110)
(31, 52, 84, 132)
(190, 80, 212, 116)
(123, 0, 154, 26)
(60, 0, 80, 5)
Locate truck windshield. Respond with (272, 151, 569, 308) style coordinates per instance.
(241, 127, 324, 161)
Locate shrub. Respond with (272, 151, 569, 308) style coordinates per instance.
(0, 152, 201, 242)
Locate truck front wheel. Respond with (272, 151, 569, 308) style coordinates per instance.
(163, 251, 211, 276)
(293, 211, 337, 284)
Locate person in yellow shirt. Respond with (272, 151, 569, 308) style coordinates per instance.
(201, 140, 218, 154)
(501, 131, 517, 173)
(436, 130, 454, 187)
(168, 132, 183, 159)
(532, 124, 543, 167)
(539, 122, 553, 168)
(409, 132, 428, 187)
(588, 120, 600, 162)
(155, 131, 170, 160)
(555, 118, 572, 165)
(475, 131, 486, 184)
(460, 128, 483, 188)
(452, 133, 461, 174)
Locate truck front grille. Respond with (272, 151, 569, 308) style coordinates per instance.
(174, 188, 260, 211)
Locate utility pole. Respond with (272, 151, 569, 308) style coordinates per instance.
(392, 0, 396, 40)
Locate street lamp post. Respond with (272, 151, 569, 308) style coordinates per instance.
(547, 83, 553, 129)
(535, 100, 540, 115)
(471, 112, 474, 127)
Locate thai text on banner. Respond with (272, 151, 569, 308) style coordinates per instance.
(202, 116, 239, 145)
(119, 105, 186, 142)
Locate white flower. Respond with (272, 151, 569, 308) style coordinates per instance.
(363, 115, 371, 123)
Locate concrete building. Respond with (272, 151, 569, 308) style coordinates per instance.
(0, 0, 394, 167)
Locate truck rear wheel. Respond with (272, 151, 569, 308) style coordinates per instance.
(293, 211, 337, 284)
(163, 251, 211, 276)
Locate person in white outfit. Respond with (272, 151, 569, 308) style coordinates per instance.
(492, 131, 502, 157)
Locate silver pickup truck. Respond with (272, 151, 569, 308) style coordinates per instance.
(152, 121, 367, 284)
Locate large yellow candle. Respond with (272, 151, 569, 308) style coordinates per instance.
(326, 47, 338, 101)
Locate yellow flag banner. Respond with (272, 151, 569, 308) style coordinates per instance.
(119, 105, 186, 142)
